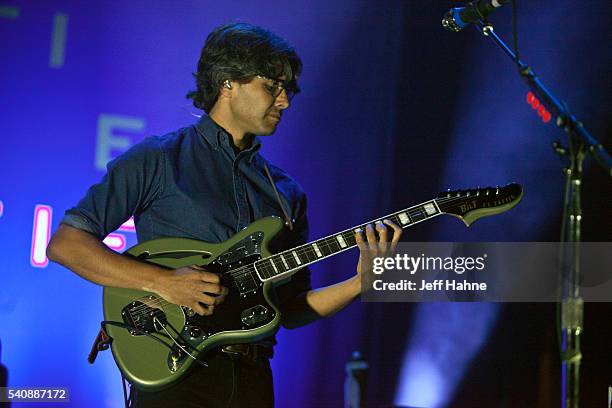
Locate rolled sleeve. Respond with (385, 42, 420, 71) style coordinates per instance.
(61, 138, 165, 239)
(60, 213, 103, 236)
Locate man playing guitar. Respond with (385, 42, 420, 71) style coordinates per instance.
(47, 22, 401, 407)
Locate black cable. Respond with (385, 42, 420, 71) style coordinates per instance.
(101, 319, 210, 367)
(100, 321, 173, 407)
(101, 321, 174, 350)
(227, 360, 239, 408)
(163, 320, 209, 369)
(101, 318, 209, 386)
(101, 319, 210, 407)
(121, 374, 129, 408)
(164, 320, 197, 350)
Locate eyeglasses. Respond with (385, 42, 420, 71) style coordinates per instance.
(256, 75, 297, 101)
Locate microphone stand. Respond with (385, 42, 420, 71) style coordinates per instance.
(470, 19, 612, 408)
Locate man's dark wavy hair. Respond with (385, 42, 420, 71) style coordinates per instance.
(187, 23, 302, 113)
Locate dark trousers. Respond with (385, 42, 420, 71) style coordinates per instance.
(129, 353, 274, 408)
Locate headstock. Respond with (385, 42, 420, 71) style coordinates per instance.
(436, 183, 523, 226)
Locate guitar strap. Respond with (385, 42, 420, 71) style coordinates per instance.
(263, 163, 294, 231)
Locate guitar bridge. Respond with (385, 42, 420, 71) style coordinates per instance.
(121, 297, 168, 335)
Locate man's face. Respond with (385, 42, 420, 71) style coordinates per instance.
(229, 76, 291, 137)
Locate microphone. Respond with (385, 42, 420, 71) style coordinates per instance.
(442, 0, 510, 32)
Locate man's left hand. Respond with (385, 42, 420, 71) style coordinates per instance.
(354, 219, 402, 293)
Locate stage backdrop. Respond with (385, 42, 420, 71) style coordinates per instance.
(1, 1, 610, 407)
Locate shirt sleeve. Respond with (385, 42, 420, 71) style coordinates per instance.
(61, 138, 165, 239)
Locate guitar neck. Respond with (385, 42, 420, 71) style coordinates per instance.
(253, 198, 444, 282)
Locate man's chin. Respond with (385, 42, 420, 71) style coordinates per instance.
(257, 124, 278, 136)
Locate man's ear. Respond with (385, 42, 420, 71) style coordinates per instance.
(218, 79, 233, 98)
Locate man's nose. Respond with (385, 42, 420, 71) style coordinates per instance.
(275, 90, 290, 109)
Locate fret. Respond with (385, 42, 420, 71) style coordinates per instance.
(279, 253, 289, 269)
(262, 260, 275, 279)
(329, 236, 344, 253)
(283, 255, 299, 271)
(268, 258, 279, 274)
(253, 260, 269, 279)
(267, 262, 277, 277)
(255, 198, 449, 282)
(271, 256, 286, 274)
(390, 214, 402, 227)
(284, 252, 298, 269)
(291, 250, 302, 265)
(342, 231, 356, 247)
(312, 243, 323, 257)
(408, 206, 427, 222)
(397, 212, 411, 225)
(317, 240, 331, 256)
(432, 199, 442, 214)
(423, 202, 438, 215)
(302, 246, 317, 262)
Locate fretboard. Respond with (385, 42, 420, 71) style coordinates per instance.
(253, 199, 443, 282)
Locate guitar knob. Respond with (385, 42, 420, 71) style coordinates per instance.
(184, 307, 196, 317)
(189, 326, 202, 338)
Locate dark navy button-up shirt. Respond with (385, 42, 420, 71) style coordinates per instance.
(62, 115, 311, 308)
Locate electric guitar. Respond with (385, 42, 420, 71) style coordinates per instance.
(102, 183, 523, 390)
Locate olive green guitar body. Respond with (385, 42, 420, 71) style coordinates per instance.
(103, 217, 286, 391)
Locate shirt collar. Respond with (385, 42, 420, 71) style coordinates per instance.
(195, 115, 261, 163)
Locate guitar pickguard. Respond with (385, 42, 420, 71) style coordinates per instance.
(205, 231, 264, 297)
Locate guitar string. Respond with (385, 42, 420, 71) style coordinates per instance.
(127, 261, 258, 315)
(127, 191, 511, 315)
(127, 190, 513, 315)
(247, 192, 500, 280)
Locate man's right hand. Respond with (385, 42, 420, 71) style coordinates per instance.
(47, 225, 229, 316)
(152, 266, 228, 316)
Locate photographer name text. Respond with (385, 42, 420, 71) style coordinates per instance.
(372, 279, 487, 291)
